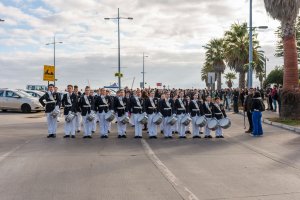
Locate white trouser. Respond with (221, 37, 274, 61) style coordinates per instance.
(82, 116, 93, 136)
(147, 113, 157, 136)
(46, 113, 58, 135)
(64, 115, 76, 136)
(130, 114, 135, 126)
(163, 117, 173, 137)
(92, 115, 97, 132)
(177, 114, 186, 137)
(98, 111, 109, 136)
(215, 126, 223, 136)
(192, 116, 200, 136)
(75, 112, 82, 131)
(205, 118, 212, 136)
(117, 116, 127, 135)
(172, 117, 179, 132)
(108, 121, 111, 131)
(133, 113, 143, 137)
(160, 121, 164, 132)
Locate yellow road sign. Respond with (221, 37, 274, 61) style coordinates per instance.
(43, 65, 55, 81)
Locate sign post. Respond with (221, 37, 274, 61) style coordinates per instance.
(43, 65, 55, 86)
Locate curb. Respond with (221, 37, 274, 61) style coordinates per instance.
(262, 118, 300, 134)
(238, 112, 300, 134)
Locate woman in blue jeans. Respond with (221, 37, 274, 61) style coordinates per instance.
(251, 92, 264, 136)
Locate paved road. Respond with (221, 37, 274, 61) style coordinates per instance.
(0, 112, 300, 200)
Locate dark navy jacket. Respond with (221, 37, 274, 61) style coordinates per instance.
(39, 92, 61, 113)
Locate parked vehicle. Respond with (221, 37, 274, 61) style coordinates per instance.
(0, 89, 44, 113)
(26, 85, 48, 92)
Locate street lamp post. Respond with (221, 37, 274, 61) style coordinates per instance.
(264, 56, 269, 84)
(142, 52, 149, 89)
(46, 36, 63, 86)
(105, 8, 133, 90)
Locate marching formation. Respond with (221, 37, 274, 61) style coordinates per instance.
(39, 84, 231, 139)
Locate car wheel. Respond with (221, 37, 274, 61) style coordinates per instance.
(21, 104, 31, 113)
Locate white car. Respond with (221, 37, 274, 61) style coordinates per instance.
(0, 89, 44, 113)
(21, 90, 45, 98)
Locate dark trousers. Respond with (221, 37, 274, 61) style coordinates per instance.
(233, 99, 239, 113)
(247, 111, 253, 131)
(268, 96, 273, 110)
(252, 111, 263, 135)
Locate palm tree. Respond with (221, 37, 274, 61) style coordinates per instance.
(201, 62, 214, 88)
(225, 72, 236, 88)
(203, 38, 226, 90)
(264, 0, 300, 119)
(223, 22, 262, 89)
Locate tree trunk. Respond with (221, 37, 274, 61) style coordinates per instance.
(239, 72, 246, 89)
(283, 35, 299, 90)
(217, 72, 222, 90)
(280, 90, 300, 119)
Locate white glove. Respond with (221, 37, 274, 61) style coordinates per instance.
(55, 105, 59, 110)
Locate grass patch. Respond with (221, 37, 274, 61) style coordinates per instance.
(268, 118, 300, 127)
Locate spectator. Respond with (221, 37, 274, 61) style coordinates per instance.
(251, 91, 265, 136)
(271, 85, 278, 112)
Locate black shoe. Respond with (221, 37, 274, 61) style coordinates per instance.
(118, 135, 122, 138)
(164, 136, 169, 139)
(63, 135, 70, 138)
(219, 135, 224, 138)
(122, 135, 127, 138)
(147, 131, 149, 134)
(174, 131, 178, 134)
(149, 136, 153, 139)
(83, 136, 88, 139)
(168, 136, 173, 139)
(125, 131, 127, 134)
(193, 136, 201, 138)
(216, 136, 220, 138)
(105, 135, 108, 138)
(88, 136, 92, 139)
(199, 132, 203, 135)
(185, 131, 191, 134)
(161, 130, 164, 134)
(101, 135, 106, 138)
(71, 135, 76, 138)
(208, 135, 212, 138)
(204, 135, 212, 139)
(180, 136, 187, 139)
(131, 125, 135, 127)
(77, 130, 80, 133)
(92, 131, 95, 134)
(52, 134, 56, 138)
(153, 136, 157, 139)
(134, 136, 139, 139)
(47, 134, 53, 138)
(108, 130, 110, 133)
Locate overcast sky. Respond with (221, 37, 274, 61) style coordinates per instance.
(0, 0, 283, 90)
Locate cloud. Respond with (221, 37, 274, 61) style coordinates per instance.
(0, 0, 282, 90)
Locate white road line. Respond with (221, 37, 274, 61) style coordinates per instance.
(0, 140, 31, 163)
(141, 139, 199, 200)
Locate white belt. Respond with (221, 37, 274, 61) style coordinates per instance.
(83, 105, 91, 108)
(215, 113, 222, 115)
(45, 101, 55, 104)
(65, 105, 72, 107)
(134, 107, 142, 109)
(192, 109, 199, 111)
(148, 107, 156, 109)
(254, 109, 260, 111)
(164, 108, 171, 110)
(99, 105, 108, 107)
(178, 108, 185, 110)
(117, 107, 125, 109)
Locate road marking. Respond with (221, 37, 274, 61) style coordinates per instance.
(141, 139, 199, 200)
(0, 140, 31, 163)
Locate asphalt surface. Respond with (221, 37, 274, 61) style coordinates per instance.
(0, 111, 300, 200)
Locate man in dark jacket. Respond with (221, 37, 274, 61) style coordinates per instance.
(39, 84, 61, 138)
(244, 88, 254, 134)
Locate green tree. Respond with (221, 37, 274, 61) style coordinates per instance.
(224, 72, 236, 88)
(264, 0, 300, 119)
(265, 66, 284, 86)
(223, 22, 264, 89)
(203, 38, 226, 90)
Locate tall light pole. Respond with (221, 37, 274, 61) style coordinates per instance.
(105, 8, 133, 90)
(264, 56, 269, 84)
(248, 0, 268, 88)
(46, 36, 63, 86)
(142, 52, 149, 89)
